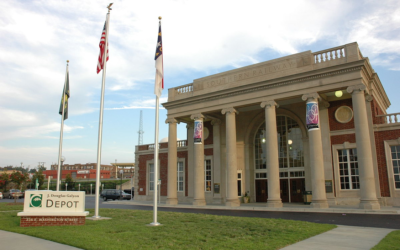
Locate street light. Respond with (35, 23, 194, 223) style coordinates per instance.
(60, 156, 66, 191)
(90, 183, 92, 195)
(78, 183, 81, 191)
(65, 183, 68, 191)
(119, 169, 123, 200)
(102, 183, 104, 192)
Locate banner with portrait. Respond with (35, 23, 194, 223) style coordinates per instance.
(194, 120, 203, 144)
(306, 101, 319, 131)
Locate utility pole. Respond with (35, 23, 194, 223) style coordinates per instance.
(138, 110, 144, 145)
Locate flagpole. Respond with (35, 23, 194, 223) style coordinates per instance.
(94, 4, 112, 219)
(56, 60, 69, 191)
(149, 16, 163, 226)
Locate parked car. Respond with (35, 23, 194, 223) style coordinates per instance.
(101, 189, 130, 201)
(0, 191, 3, 199)
(123, 187, 134, 197)
(4, 189, 23, 199)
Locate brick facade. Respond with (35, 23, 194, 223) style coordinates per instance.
(328, 99, 355, 131)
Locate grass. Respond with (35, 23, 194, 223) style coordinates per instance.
(372, 230, 400, 250)
(0, 203, 336, 250)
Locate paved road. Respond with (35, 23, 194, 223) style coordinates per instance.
(3, 196, 399, 229)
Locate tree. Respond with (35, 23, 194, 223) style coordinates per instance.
(64, 174, 75, 190)
(32, 169, 45, 190)
(0, 172, 9, 192)
(10, 171, 28, 190)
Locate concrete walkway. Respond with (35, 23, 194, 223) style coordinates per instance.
(281, 225, 395, 249)
(0, 230, 83, 250)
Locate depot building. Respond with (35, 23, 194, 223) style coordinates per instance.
(134, 42, 400, 209)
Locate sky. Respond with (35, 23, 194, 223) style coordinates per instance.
(1, 0, 400, 170)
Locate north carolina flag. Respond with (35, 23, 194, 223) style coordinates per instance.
(154, 21, 163, 97)
(59, 68, 70, 120)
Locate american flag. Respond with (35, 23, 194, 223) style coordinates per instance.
(97, 22, 109, 74)
(154, 21, 163, 97)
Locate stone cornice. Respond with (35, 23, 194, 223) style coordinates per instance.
(163, 62, 365, 110)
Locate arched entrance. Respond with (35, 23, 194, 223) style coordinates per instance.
(254, 115, 306, 203)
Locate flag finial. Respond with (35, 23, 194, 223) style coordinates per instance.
(67, 60, 69, 64)
(107, 3, 113, 11)
(159, 16, 162, 20)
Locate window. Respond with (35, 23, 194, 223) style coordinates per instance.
(237, 171, 242, 196)
(390, 145, 400, 189)
(254, 116, 304, 170)
(205, 159, 212, 192)
(177, 162, 184, 192)
(338, 149, 359, 190)
(149, 163, 154, 191)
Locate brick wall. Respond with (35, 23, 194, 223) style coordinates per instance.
(328, 99, 355, 131)
(371, 98, 386, 125)
(204, 121, 213, 145)
(374, 130, 400, 197)
(20, 216, 85, 227)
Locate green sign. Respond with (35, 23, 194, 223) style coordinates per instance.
(30, 194, 43, 208)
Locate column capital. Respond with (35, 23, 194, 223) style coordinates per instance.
(190, 113, 204, 120)
(186, 122, 194, 129)
(346, 84, 369, 95)
(260, 100, 279, 109)
(165, 118, 179, 124)
(211, 119, 222, 126)
(302, 92, 320, 102)
(319, 99, 330, 109)
(365, 94, 373, 102)
(221, 107, 238, 115)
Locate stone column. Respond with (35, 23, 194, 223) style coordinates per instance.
(347, 84, 380, 209)
(221, 108, 240, 207)
(302, 93, 329, 208)
(211, 119, 222, 204)
(166, 118, 178, 205)
(190, 113, 206, 206)
(261, 101, 283, 208)
(187, 123, 194, 198)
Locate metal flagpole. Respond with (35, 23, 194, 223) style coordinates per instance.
(150, 95, 161, 226)
(149, 16, 163, 226)
(94, 3, 112, 219)
(56, 60, 69, 191)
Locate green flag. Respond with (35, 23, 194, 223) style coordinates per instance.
(59, 69, 70, 120)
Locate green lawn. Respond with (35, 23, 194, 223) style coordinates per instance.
(0, 203, 336, 250)
(372, 230, 400, 250)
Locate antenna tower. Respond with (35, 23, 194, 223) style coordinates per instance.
(138, 110, 144, 145)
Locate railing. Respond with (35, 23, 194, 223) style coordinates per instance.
(137, 140, 188, 151)
(313, 46, 346, 64)
(175, 83, 193, 94)
(377, 113, 400, 124)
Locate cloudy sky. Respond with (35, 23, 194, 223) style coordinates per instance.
(1, 0, 400, 170)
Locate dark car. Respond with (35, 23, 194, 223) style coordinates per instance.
(4, 189, 23, 199)
(101, 189, 130, 201)
(123, 187, 134, 197)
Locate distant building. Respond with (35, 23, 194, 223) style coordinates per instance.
(135, 42, 400, 209)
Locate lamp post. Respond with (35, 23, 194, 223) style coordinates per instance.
(102, 183, 104, 192)
(119, 169, 123, 200)
(65, 183, 68, 191)
(78, 183, 81, 191)
(90, 184, 92, 195)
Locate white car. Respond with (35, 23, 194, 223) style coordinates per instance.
(0, 192, 3, 199)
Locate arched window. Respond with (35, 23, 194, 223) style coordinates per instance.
(255, 116, 304, 170)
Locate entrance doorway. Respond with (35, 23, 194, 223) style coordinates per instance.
(255, 178, 305, 203)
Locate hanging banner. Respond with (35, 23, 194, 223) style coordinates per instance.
(194, 120, 203, 144)
(306, 101, 319, 131)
